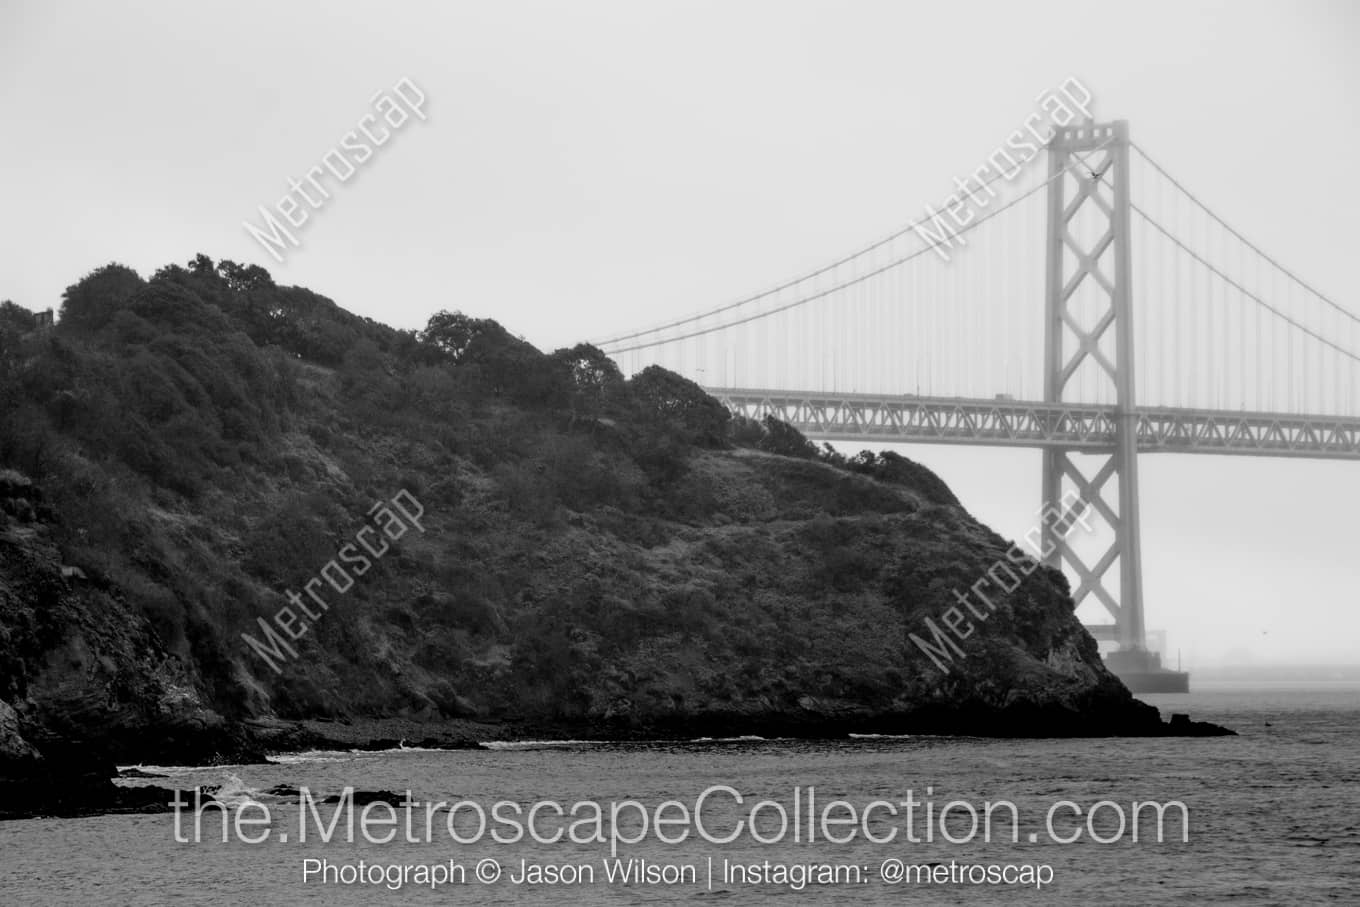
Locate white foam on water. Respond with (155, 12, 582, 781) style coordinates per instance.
(847, 733, 915, 739)
(209, 772, 264, 808)
(268, 750, 355, 764)
(115, 763, 228, 777)
(480, 739, 599, 750)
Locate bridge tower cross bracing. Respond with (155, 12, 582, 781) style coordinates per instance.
(1040, 119, 1148, 655)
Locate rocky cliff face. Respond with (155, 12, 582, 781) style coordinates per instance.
(0, 473, 253, 760)
(0, 258, 1226, 819)
(0, 474, 259, 817)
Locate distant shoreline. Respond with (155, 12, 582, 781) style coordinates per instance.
(1184, 667, 1360, 683)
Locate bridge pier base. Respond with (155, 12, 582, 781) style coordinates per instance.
(1104, 648, 1190, 694)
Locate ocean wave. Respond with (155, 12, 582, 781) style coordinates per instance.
(480, 739, 600, 750)
(115, 763, 239, 777)
(847, 733, 915, 739)
(268, 750, 356, 764)
(200, 772, 265, 808)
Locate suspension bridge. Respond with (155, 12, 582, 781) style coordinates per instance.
(593, 118, 1360, 692)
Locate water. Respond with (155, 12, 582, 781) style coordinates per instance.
(2, 682, 1357, 905)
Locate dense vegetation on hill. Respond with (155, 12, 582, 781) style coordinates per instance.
(0, 256, 1174, 785)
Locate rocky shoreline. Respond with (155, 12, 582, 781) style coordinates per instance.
(2, 707, 1233, 822)
(254, 704, 1238, 752)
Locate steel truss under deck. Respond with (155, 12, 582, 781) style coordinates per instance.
(711, 389, 1360, 460)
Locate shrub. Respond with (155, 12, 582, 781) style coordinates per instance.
(758, 416, 818, 459)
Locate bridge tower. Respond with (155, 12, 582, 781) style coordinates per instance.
(1039, 120, 1175, 687)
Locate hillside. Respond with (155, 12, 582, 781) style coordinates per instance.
(0, 258, 1226, 814)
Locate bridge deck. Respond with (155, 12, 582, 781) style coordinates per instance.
(711, 389, 1360, 459)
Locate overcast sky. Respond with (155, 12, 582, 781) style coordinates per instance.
(2, 0, 1357, 665)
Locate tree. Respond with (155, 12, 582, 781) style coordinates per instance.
(189, 253, 215, 276)
(551, 343, 624, 424)
(58, 263, 145, 335)
(727, 415, 765, 447)
(0, 301, 37, 333)
(420, 310, 501, 363)
(419, 310, 561, 405)
(628, 365, 729, 447)
(216, 259, 274, 293)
